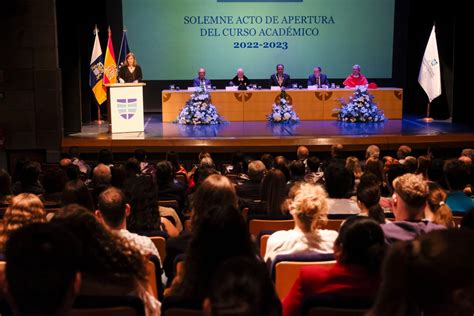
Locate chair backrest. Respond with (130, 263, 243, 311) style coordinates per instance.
(320, 219, 344, 231)
(453, 216, 463, 228)
(159, 200, 180, 211)
(271, 253, 335, 300)
(0, 261, 5, 293)
(150, 236, 167, 261)
(145, 260, 158, 299)
(259, 234, 271, 258)
(164, 308, 203, 316)
(72, 295, 146, 316)
(275, 260, 336, 300)
(249, 219, 294, 239)
(302, 294, 374, 316)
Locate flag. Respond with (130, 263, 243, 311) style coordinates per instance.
(418, 25, 441, 102)
(117, 29, 130, 68)
(103, 27, 117, 85)
(89, 26, 107, 105)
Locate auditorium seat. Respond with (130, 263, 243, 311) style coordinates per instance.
(150, 236, 167, 261)
(248, 219, 294, 239)
(271, 253, 336, 300)
(259, 234, 271, 258)
(320, 219, 345, 231)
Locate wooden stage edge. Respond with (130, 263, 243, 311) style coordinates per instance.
(62, 133, 474, 153)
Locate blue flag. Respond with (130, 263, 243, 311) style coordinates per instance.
(117, 30, 130, 68)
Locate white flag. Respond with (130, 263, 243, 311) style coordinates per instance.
(418, 25, 441, 102)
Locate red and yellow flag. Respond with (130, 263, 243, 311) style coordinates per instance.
(103, 27, 117, 86)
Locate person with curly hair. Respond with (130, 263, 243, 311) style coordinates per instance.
(264, 182, 337, 263)
(52, 204, 160, 315)
(0, 193, 46, 252)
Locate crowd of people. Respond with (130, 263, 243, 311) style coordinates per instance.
(0, 144, 473, 315)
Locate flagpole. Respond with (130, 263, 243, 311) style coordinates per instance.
(422, 102, 433, 123)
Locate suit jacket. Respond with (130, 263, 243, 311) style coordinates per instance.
(269, 73, 291, 88)
(192, 77, 212, 87)
(307, 73, 329, 87)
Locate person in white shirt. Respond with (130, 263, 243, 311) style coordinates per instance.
(264, 183, 338, 263)
(95, 187, 160, 261)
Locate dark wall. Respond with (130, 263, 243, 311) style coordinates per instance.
(0, 0, 62, 163)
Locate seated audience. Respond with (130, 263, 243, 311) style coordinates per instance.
(0, 193, 46, 252)
(166, 151, 187, 177)
(95, 187, 160, 260)
(288, 160, 306, 188)
(346, 156, 363, 187)
(124, 176, 178, 237)
(204, 257, 281, 316)
(135, 148, 157, 178)
(69, 146, 91, 177)
(356, 178, 386, 224)
(156, 160, 186, 209)
(324, 163, 359, 214)
(382, 173, 445, 244)
(424, 182, 455, 227)
(236, 160, 266, 201)
(97, 148, 114, 167)
(163, 174, 239, 283)
(0, 169, 13, 205)
(260, 169, 289, 217)
(165, 202, 256, 306)
(304, 156, 323, 184)
(396, 145, 412, 162)
(283, 217, 386, 316)
(273, 155, 291, 182)
(297, 146, 309, 168)
(260, 153, 274, 171)
(444, 159, 474, 212)
(11, 162, 44, 195)
(369, 229, 474, 316)
(40, 167, 67, 206)
(5, 223, 82, 316)
(52, 205, 160, 315)
(62, 179, 95, 211)
(265, 183, 337, 263)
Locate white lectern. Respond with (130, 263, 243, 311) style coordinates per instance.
(105, 83, 146, 133)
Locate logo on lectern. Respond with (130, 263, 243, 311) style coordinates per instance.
(116, 98, 137, 120)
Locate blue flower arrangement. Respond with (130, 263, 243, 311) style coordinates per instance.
(177, 87, 223, 125)
(267, 90, 299, 123)
(337, 86, 385, 123)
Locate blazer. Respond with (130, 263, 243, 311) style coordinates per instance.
(269, 73, 291, 88)
(307, 73, 329, 87)
(192, 77, 212, 87)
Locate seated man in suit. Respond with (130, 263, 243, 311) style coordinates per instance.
(192, 68, 212, 87)
(343, 64, 368, 88)
(269, 64, 291, 88)
(230, 68, 250, 90)
(307, 66, 329, 87)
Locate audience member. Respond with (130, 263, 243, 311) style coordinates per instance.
(370, 229, 474, 316)
(236, 160, 266, 200)
(265, 183, 337, 263)
(11, 162, 44, 195)
(260, 169, 289, 217)
(424, 182, 455, 227)
(95, 187, 160, 259)
(5, 223, 82, 316)
(62, 179, 95, 211)
(0, 169, 13, 205)
(356, 179, 386, 224)
(0, 193, 46, 252)
(204, 257, 281, 316)
(260, 153, 274, 171)
(324, 163, 359, 214)
(396, 145, 412, 161)
(444, 159, 474, 212)
(381, 173, 445, 244)
(304, 156, 323, 184)
(283, 217, 386, 315)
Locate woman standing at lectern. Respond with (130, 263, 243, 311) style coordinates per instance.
(118, 52, 142, 83)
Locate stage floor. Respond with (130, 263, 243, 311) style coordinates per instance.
(62, 115, 474, 153)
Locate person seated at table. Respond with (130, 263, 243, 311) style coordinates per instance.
(269, 64, 291, 88)
(118, 52, 142, 83)
(230, 68, 250, 90)
(343, 64, 368, 88)
(307, 66, 329, 87)
(192, 68, 212, 87)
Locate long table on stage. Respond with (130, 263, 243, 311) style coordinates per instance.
(162, 88, 403, 122)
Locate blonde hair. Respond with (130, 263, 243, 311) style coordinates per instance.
(426, 182, 455, 228)
(288, 183, 328, 232)
(0, 193, 46, 250)
(346, 156, 362, 179)
(393, 173, 428, 208)
(124, 52, 137, 67)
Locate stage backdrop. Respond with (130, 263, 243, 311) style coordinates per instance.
(122, 0, 395, 80)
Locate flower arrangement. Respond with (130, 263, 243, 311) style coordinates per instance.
(267, 90, 299, 123)
(177, 87, 223, 125)
(337, 86, 385, 123)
